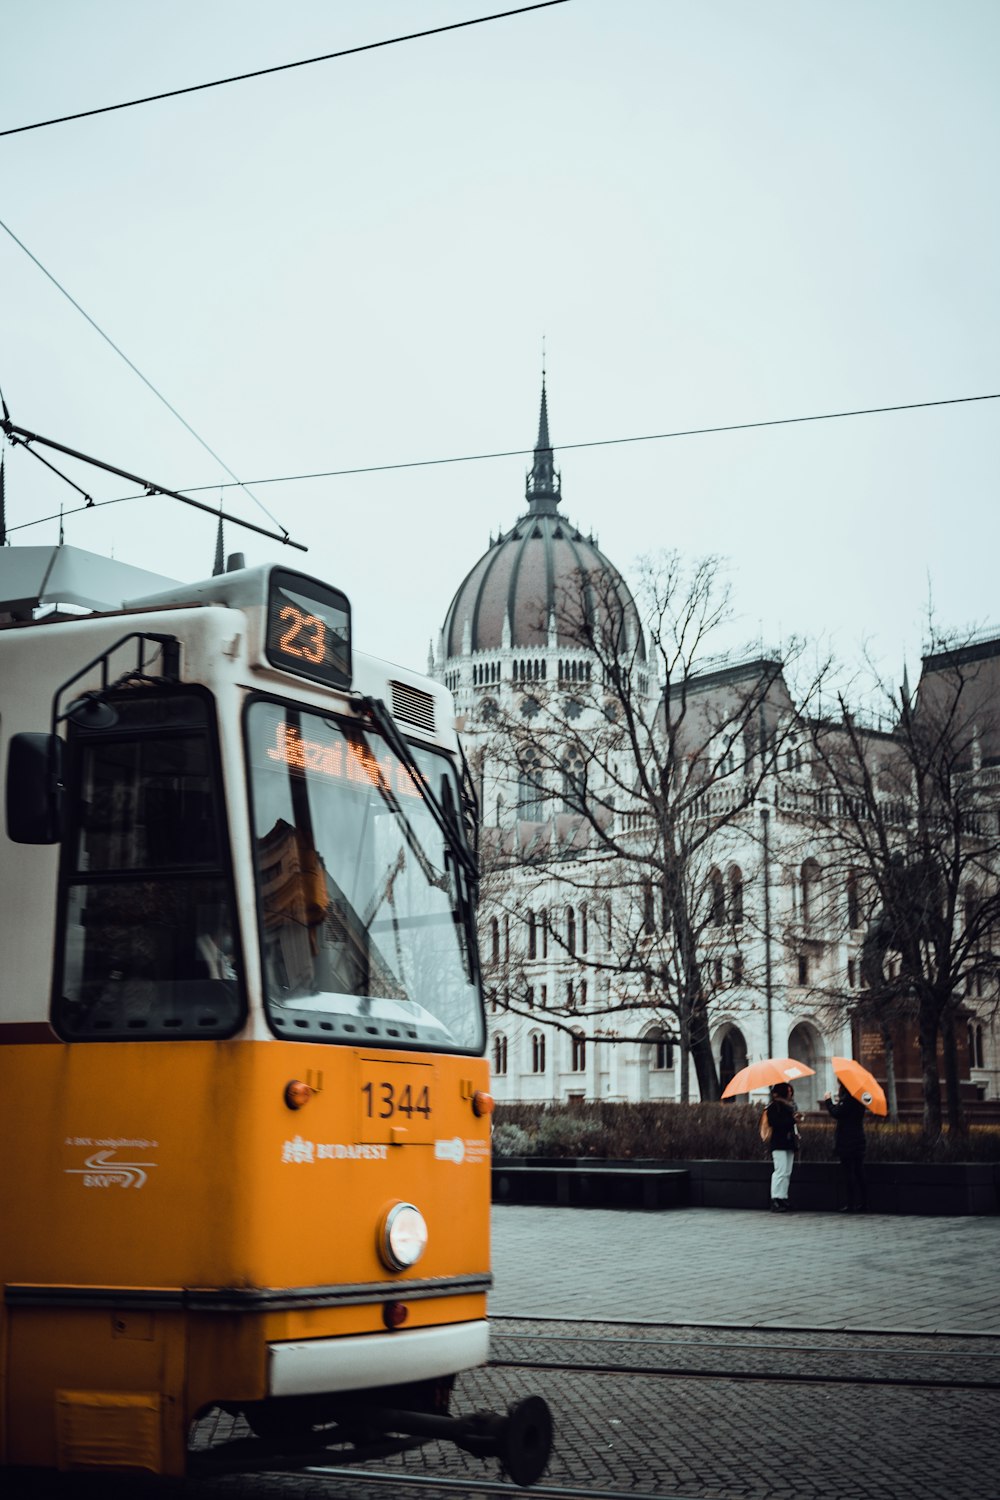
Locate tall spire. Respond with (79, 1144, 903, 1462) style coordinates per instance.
(213, 512, 225, 576)
(525, 373, 561, 514)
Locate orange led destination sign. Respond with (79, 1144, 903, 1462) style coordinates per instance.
(265, 568, 351, 688)
(266, 721, 424, 799)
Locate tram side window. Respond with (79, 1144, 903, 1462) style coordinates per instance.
(76, 736, 220, 871)
(54, 693, 244, 1041)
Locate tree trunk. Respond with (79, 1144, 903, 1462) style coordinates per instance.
(941, 1007, 967, 1136)
(917, 1003, 943, 1144)
(690, 1030, 720, 1101)
(880, 1021, 899, 1123)
(688, 991, 720, 1102)
(678, 1013, 691, 1104)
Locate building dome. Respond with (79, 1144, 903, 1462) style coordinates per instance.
(441, 384, 645, 661)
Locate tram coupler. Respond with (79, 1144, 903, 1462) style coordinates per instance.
(375, 1395, 553, 1487)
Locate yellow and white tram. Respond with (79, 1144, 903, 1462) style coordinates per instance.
(0, 546, 550, 1486)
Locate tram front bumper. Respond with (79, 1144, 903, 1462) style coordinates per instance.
(267, 1318, 490, 1397)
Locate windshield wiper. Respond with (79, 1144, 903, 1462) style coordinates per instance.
(358, 697, 479, 890)
(358, 697, 480, 984)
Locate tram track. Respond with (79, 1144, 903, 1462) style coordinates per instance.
(185, 1320, 1000, 1500)
(487, 1321, 1000, 1391)
(298, 1465, 709, 1500)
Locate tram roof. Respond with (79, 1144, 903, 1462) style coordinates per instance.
(0, 544, 180, 621)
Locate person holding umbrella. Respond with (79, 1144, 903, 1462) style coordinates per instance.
(765, 1082, 802, 1213)
(822, 1082, 868, 1213)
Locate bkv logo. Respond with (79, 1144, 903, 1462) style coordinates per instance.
(65, 1150, 155, 1189)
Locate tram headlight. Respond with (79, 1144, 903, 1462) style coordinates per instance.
(378, 1202, 428, 1272)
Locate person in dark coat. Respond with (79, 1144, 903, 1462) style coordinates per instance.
(822, 1083, 868, 1213)
(766, 1081, 802, 1213)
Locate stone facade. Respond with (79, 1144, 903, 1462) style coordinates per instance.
(433, 384, 1000, 1114)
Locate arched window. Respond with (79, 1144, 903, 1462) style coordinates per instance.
(964, 882, 980, 932)
(847, 870, 861, 930)
(517, 749, 545, 820)
(708, 867, 725, 926)
(642, 1027, 673, 1073)
(719, 1025, 748, 1093)
(787, 1022, 821, 1111)
(566, 906, 576, 955)
(540, 909, 549, 959)
(562, 749, 587, 812)
(571, 1029, 586, 1072)
(531, 1032, 546, 1073)
(643, 879, 656, 934)
(527, 910, 537, 960)
(800, 858, 821, 927)
(492, 1034, 508, 1075)
(489, 917, 500, 966)
(580, 903, 588, 955)
(728, 865, 744, 925)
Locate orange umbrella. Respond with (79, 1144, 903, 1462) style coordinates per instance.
(831, 1056, 888, 1116)
(721, 1056, 816, 1099)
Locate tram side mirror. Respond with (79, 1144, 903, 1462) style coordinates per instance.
(5, 733, 64, 844)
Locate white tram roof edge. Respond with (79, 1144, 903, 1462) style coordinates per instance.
(0, 544, 181, 619)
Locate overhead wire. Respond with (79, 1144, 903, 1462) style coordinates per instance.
(170, 389, 1000, 489)
(5, 389, 997, 538)
(1, 414, 307, 551)
(0, 4, 573, 537)
(0, 212, 286, 535)
(0, 2, 571, 138)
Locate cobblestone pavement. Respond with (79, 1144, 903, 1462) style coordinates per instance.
(7, 1206, 1000, 1499)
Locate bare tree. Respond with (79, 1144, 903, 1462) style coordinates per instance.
(477, 551, 803, 1102)
(803, 633, 1000, 1140)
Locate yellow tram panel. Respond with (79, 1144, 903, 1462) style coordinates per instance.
(3, 1041, 490, 1293)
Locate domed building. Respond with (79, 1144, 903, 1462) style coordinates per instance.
(438, 383, 649, 705)
(433, 385, 693, 1106)
(433, 383, 992, 1118)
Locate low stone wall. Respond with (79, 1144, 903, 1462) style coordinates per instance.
(491, 1163, 689, 1210)
(492, 1157, 1000, 1215)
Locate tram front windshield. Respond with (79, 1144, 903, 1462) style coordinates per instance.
(247, 701, 483, 1052)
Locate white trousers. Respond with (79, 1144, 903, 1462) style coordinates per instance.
(770, 1149, 794, 1201)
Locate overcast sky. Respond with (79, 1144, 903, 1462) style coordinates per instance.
(2, 1, 997, 689)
